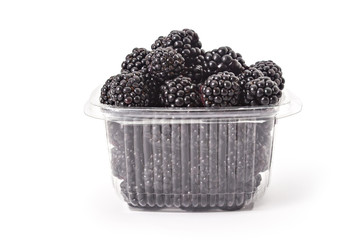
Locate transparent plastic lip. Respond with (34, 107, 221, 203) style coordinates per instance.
(84, 85, 302, 120)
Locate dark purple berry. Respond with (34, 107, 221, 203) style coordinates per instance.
(251, 60, 285, 90)
(160, 76, 202, 107)
(152, 29, 203, 66)
(144, 48, 185, 82)
(121, 48, 150, 73)
(240, 77, 282, 106)
(202, 46, 247, 77)
(99, 72, 150, 107)
(200, 71, 241, 107)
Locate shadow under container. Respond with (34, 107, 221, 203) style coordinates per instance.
(85, 87, 301, 211)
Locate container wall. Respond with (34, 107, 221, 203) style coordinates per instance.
(106, 117, 275, 210)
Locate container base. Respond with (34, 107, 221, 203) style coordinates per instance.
(127, 202, 255, 212)
(112, 171, 269, 211)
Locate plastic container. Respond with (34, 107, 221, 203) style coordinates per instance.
(85, 86, 301, 211)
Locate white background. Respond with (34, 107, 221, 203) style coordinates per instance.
(1, 0, 359, 239)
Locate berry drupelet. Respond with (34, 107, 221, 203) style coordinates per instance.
(238, 67, 264, 82)
(121, 48, 150, 73)
(181, 51, 206, 83)
(238, 67, 264, 91)
(200, 71, 241, 107)
(160, 76, 202, 107)
(241, 76, 282, 106)
(121, 68, 161, 106)
(99, 77, 113, 105)
(181, 64, 204, 84)
(144, 47, 185, 82)
(203, 46, 247, 77)
(100, 72, 150, 107)
(151, 36, 166, 50)
(152, 29, 203, 66)
(251, 60, 285, 90)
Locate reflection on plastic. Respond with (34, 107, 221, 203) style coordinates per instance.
(85, 86, 302, 211)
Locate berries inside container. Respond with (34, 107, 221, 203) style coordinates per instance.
(85, 28, 302, 211)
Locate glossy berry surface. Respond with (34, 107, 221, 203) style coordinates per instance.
(239, 67, 264, 92)
(100, 72, 150, 107)
(160, 76, 202, 107)
(203, 46, 247, 77)
(144, 47, 185, 82)
(121, 48, 150, 73)
(181, 64, 204, 84)
(241, 76, 282, 106)
(200, 71, 241, 107)
(251, 60, 285, 90)
(239, 67, 264, 83)
(151, 29, 203, 66)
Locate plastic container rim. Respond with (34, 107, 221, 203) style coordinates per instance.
(85, 85, 302, 120)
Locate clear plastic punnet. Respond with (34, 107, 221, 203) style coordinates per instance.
(85, 86, 302, 211)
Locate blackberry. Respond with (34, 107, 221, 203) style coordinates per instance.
(122, 69, 160, 106)
(203, 46, 247, 77)
(238, 67, 264, 83)
(255, 119, 275, 174)
(107, 121, 124, 147)
(244, 174, 263, 201)
(181, 51, 206, 83)
(100, 72, 150, 107)
(121, 48, 150, 73)
(111, 146, 126, 180)
(152, 29, 203, 65)
(200, 71, 241, 107)
(251, 60, 285, 90)
(144, 47, 185, 82)
(238, 67, 264, 92)
(181, 64, 204, 83)
(160, 76, 202, 107)
(241, 77, 282, 106)
(145, 79, 161, 106)
(151, 36, 166, 50)
(99, 77, 113, 105)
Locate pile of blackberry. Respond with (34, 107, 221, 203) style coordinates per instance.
(98, 28, 288, 210)
(100, 28, 286, 108)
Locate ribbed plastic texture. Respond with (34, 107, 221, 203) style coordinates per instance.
(108, 118, 273, 210)
(85, 86, 301, 211)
